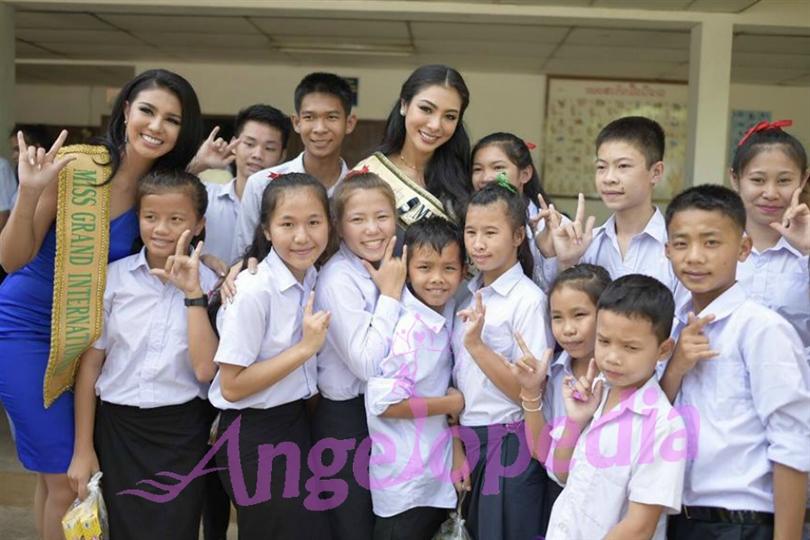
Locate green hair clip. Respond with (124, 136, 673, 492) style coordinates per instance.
(494, 171, 517, 194)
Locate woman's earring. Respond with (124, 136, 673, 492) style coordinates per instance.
(400, 108, 406, 116)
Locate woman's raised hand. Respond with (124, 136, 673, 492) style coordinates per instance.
(16, 130, 75, 194)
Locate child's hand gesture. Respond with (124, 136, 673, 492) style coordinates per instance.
(670, 312, 718, 375)
(770, 187, 810, 255)
(550, 193, 596, 268)
(188, 126, 241, 174)
(362, 237, 407, 300)
(530, 194, 562, 258)
(150, 230, 205, 297)
(16, 129, 75, 194)
(562, 358, 603, 427)
(509, 333, 552, 399)
(300, 292, 331, 355)
(458, 292, 486, 349)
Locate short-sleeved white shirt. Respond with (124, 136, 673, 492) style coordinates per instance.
(452, 262, 553, 426)
(365, 288, 457, 517)
(208, 248, 319, 410)
(94, 248, 219, 407)
(204, 178, 241, 264)
(546, 375, 686, 540)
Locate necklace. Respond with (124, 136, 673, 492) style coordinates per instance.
(398, 152, 419, 171)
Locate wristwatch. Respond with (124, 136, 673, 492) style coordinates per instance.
(184, 294, 208, 308)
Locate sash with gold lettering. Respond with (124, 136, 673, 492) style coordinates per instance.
(45, 145, 112, 407)
(354, 152, 451, 228)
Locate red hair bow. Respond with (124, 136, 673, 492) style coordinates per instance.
(344, 165, 369, 180)
(737, 119, 792, 147)
(524, 140, 537, 150)
(268, 171, 282, 180)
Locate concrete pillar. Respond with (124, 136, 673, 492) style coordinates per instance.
(685, 18, 733, 186)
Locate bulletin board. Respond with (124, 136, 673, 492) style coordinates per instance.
(542, 77, 688, 201)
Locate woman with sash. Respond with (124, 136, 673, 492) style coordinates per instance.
(0, 69, 202, 540)
(355, 64, 472, 229)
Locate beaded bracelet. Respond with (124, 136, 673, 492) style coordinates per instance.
(521, 400, 543, 413)
(519, 392, 543, 402)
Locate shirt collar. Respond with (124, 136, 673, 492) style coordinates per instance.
(753, 235, 805, 258)
(467, 262, 524, 297)
(338, 242, 371, 279)
(128, 247, 151, 273)
(263, 248, 317, 292)
(402, 287, 450, 334)
(675, 282, 747, 325)
(603, 207, 667, 245)
(550, 350, 573, 374)
(593, 373, 662, 427)
(218, 178, 238, 201)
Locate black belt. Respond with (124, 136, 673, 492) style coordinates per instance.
(682, 505, 810, 525)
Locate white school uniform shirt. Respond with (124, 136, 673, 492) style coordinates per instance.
(365, 288, 457, 517)
(546, 375, 685, 540)
(315, 243, 401, 400)
(672, 283, 810, 511)
(542, 350, 576, 468)
(203, 178, 241, 264)
(234, 152, 350, 256)
(736, 237, 810, 361)
(93, 248, 219, 408)
(452, 262, 553, 426)
(0, 157, 16, 212)
(208, 248, 319, 410)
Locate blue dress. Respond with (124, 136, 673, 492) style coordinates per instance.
(0, 209, 139, 473)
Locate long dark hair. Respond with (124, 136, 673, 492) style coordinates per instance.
(472, 132, 551, 210)
(377, 64, 472, 218)
(97, 69, 203, 181)
(465, 183, 534, 278)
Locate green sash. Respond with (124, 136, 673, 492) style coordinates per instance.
(44, 145, 112, 407)
(354, 152, 451, 228)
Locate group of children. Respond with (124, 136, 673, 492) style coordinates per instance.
(47, 66, 810, 540)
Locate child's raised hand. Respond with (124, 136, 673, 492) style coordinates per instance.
(16, 129, 76, 194)
(300, 291, 331, 355)
(188, 126, 241, 174)
(530, 194, 562, 258)
(458, 291, 486, 349)
(362, 237, 407, 300)
(562, 358, 603, 427)
(150, 230, 205, 296)
(551, 193, 596, 268)
(770, 187, 810, 255)
(510, 333, 551, 399)
(670, 312, 718, 374)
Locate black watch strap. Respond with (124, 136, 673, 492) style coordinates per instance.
(184, 294, 208, 308)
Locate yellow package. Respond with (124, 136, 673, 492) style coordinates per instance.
(62, 471, 108, 540)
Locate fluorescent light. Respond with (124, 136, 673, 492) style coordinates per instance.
(277, 44, 414, 57)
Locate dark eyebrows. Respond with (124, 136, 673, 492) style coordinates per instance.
(417, 99, 459, 115)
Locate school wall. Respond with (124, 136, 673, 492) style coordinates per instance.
(13, 62, 810, 223)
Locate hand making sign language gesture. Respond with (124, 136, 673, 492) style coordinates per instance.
(561, 358, 604, 428)
(550, 193, 597, 269)
(509, 333, 552, 401)
(362, 237, 407, 300)
(530, 193, 564, 258)
(660, 312, 717, 403)
(187, 126, 241, 174)
(16, 129, 75, 193)
(770, 187, 810, 255)
(149, 229, 205, 296)
(300, 291, 332, 356)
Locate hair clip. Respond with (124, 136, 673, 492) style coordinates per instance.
(268, 171, 281, 180)
(524, 140, 537, 150)
(494, 171, 517, 194)
(344, 165, 369, 180)
(737, 119, 793, 147)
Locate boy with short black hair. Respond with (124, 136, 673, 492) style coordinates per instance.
(542, 116, 684, 300)
(545, 273, 685, 540)
(235, 73, 357, 255)
(365, 216, 466, 538)
(662, 184, 810, 540)
(200, 104, 291, 264)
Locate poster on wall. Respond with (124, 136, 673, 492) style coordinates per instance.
(729, 110, 771, 163)
(543, 77, 688, 201)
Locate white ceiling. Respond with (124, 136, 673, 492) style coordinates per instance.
(12, 1, 810, 87)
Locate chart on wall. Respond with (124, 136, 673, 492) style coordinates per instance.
(543, 78, 688, 201)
